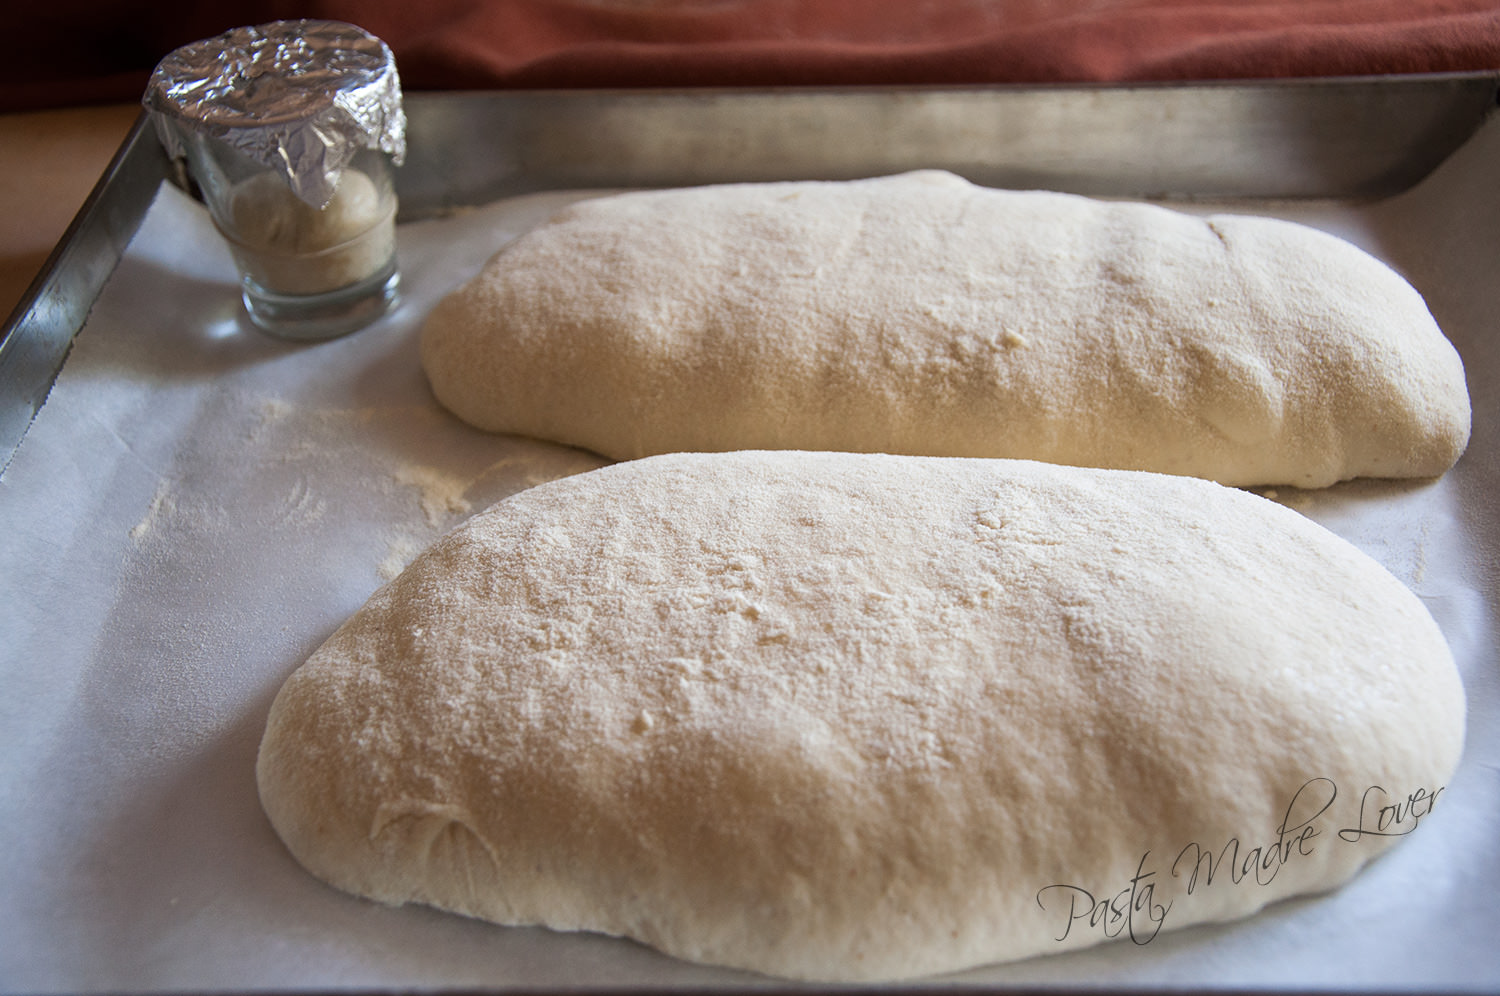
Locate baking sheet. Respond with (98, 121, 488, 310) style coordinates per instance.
(9, 76, 1499, 470)
(1, 105, 1497, 992)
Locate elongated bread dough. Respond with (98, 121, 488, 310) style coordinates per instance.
(420, 171, 1469, 488)
(257, 451, 1464, 981)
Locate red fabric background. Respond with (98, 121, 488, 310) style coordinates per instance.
(3, 0, 1499, 112)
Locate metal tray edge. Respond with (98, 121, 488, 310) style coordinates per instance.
(3, 73, 1497, 472)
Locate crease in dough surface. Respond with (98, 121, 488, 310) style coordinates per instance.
(257, 451, 1465, 981)
(419, 171, 1470, 488)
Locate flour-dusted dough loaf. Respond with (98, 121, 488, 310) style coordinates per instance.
(257, 451, 1464, 981)
(420, 171, 1470, 488)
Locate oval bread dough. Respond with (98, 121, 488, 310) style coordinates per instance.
(257, 451, 1465, 981)
(420, 171, 1470, 488)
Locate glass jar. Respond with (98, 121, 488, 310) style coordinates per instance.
(145, 20, 406, 341)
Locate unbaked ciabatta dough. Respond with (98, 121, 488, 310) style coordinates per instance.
(420, 171, 1470, 488)
(257, 451, 1464, 981)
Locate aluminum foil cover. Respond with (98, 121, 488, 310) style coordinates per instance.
(144, 20, 406, 208)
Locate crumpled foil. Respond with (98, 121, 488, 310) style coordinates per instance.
(144, 20, 406, 209)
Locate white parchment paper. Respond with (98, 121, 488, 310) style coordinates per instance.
(1, 114, 1497, 993)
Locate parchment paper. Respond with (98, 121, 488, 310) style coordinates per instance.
(1, 114, 1496, 993)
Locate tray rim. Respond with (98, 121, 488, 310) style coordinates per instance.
(2, 71, 1498, 996)
(2, 71, 1497, 474)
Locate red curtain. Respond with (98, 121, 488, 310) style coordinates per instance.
(4, 0, 1498, 112)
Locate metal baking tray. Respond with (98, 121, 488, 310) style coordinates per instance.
(5, 73, 1497, 467)
(1, 75, 1497, 993)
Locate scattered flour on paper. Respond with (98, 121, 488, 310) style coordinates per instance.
(377, 451, 609, 579)
(1251, 481, 1442, 591)
(105, 389, 591, 756)
(241, 394, 608, 582)
(377, 535, 425, 582)
(133, 392, 1439, 598)
(274, 476, 328, 528)
(129, 478, 177, 544)
(390, 464, 473, 529)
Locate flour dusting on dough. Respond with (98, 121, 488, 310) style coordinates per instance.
(421, 171, 1470, 487)
(257, 451, 1465, 983)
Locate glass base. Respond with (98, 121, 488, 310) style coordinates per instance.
(242, 261, 400, 341)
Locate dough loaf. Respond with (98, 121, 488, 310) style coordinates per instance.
(257, 451, 1465, 981)
(420, 171, 1469, 488)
